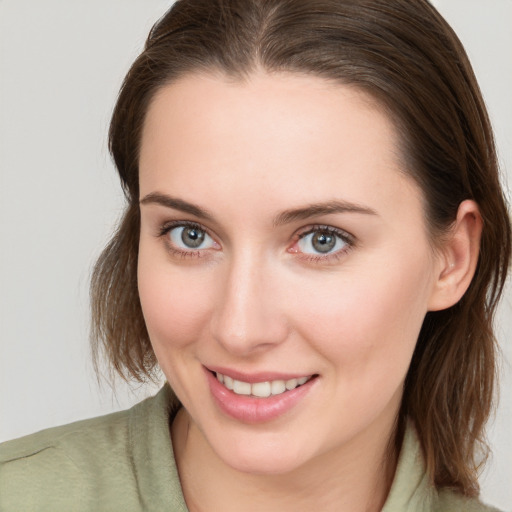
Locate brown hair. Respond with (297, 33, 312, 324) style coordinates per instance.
(91, 0, 511, 496)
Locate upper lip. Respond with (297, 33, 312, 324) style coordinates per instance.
(205, 365, 315, 383)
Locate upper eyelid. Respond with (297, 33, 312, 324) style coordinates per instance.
(159, 219, 212, 237)
(295, 224, 355, 242)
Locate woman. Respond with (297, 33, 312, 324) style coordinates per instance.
(0, 0, 509, 510)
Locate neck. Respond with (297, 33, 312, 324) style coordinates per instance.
(171, 409, 400, 512)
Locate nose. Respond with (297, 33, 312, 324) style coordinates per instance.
(209, 250, 289, 356)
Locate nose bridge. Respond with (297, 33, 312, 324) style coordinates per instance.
(210, 248, 287, 355)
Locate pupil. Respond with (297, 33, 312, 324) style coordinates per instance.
(182, 227, 205, 248)
(312, 232, 335, 253)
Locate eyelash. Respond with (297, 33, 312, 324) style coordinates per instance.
(158, 221, 215, 260)
(157, 221, 355, 262)
(293, 225, 355, 263)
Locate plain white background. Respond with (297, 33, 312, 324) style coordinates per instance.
(0, 1, 510, 509)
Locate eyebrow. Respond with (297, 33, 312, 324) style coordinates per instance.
(140, 192, 377, 226)
(140, 192, 214, 221)
(273, 200, 378, 227)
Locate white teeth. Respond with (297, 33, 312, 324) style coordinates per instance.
(271, 380, 286, 395)
(224, 375, 234, 390)
(285, 378, 298, 390)
(216, 373, 311, 397)
(233, 380, 251, 395)
(252, 381, 271, 398)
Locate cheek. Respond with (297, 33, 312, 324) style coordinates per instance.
(291, 254, 433, 377)
(137, 249, 214, 353)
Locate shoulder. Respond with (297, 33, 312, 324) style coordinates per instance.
(0, 407, 131, 462)
(0, 408, 132, 511)
(0, 386, 184, 512)
(436, 488, 502, 512)
(383, 421, 504, 512)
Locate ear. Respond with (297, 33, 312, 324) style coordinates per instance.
(428, 200, 483, 312)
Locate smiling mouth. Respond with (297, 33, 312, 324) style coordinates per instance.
(214, 372, 315, 398)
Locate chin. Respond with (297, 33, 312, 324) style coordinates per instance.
(209, 429, 315, 476)
(226, 452, 307, 476)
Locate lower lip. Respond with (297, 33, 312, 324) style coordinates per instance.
(206, 369, 316, 424)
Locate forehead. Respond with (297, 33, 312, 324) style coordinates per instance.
(138, 71, 423, 226)
(141, 71, 393, 167)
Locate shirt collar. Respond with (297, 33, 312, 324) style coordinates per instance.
(382, 420, 435, 511)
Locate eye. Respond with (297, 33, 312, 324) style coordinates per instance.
(167, 223, 217, 251)
(295, 226, 352, 257)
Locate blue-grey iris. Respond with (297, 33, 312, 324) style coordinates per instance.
(181, 227, 205, 248)
(312, 232, 336, 253)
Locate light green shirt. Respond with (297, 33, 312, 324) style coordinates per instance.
(0, 385, 501, 511)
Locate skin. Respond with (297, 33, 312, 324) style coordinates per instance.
(137, 71, 481, 512)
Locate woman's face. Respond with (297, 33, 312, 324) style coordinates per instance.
(138, 71, 443, 474)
